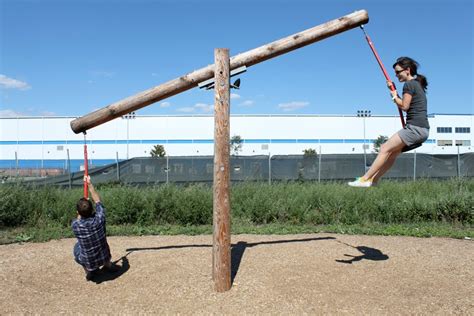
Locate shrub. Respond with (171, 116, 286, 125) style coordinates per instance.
(1, 179, 472, 229)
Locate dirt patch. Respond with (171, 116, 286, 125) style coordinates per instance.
(1, 234, 473, 314)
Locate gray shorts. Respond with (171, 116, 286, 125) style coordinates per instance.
(398, 124, 429, 147)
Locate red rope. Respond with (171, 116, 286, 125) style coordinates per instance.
(83, 133, 89, 199)
(360, 26, 405, 128)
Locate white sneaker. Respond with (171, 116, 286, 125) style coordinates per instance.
(348, 177, 372, 188)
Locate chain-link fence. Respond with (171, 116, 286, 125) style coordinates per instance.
(17, 152, 474, 187)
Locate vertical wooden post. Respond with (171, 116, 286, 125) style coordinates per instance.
(212, 48, 231, 292)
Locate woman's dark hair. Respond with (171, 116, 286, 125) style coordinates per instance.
(76, 198, 94, 218)
(393, 57, 428, 92)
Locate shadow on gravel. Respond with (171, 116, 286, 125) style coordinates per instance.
(90, 256, 130, 284)
(335, 242, 389, 264)
(126, 244, 211, 252)
(125, 236, 336, 286)
(230, 237, 336, 284)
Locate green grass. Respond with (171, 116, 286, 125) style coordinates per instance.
(1, 222, 472, 245)
(0, 179, 472, 244)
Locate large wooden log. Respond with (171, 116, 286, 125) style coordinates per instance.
(70, 10, 369, 133)
(212, 48, 231, 292)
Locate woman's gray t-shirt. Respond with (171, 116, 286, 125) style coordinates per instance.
(403, 79, 430, 129)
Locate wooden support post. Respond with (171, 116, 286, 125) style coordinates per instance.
(212, 48, 231, 292)
(70, 10, 369, 134)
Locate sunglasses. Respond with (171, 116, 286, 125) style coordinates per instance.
(395, 69, 406, 75)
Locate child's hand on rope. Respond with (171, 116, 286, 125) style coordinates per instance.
(84, 175, 92, 185)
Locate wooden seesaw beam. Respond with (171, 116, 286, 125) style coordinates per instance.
(70, 10, 369, 133)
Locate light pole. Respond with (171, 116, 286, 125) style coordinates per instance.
(122, 111, 136, 160)
(357, 110, 371, 172)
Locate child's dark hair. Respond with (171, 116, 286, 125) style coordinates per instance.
(76, 198, 94, 218)
(393, 57, 428, 92)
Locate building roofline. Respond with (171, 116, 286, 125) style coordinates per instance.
(0, 113, 472, 119)
(428, 113, 473, 116)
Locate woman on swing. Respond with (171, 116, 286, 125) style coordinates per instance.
(348, 56, 429, 187)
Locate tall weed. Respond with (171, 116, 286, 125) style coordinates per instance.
(1, 179, 472, 229)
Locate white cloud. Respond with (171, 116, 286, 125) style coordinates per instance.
(0, 107, 58, 117)
(278, 101, 309, 112)
(0, 74, 31, 90)
(40, 111, 56, 116)
(176, 103, 213, 113)
(0, 109, 24, 117)
(239, 100, 255, 107)
(194, 103, 213, 113)
(176, 107, 195, 113)
(231, 93, 241, 99)
(160, 101, 171, 108)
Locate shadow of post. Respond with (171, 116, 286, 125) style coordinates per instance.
(231, 241, 247, 284)
(231, 236, 336, 284)
(125, 236, 336, 286)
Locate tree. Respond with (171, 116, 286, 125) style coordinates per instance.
(150, 144, 166, 157)
(373, 135, 388, 153)
(230, 135, 243, 156)
(299, 148, 318, 183)
(303, 148, 317, 157)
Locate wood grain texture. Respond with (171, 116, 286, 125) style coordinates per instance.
(212, 48, 231, 292)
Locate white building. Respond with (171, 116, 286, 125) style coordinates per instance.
(0, 114, 472, 171)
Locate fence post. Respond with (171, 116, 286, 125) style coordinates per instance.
(191, 155, 194, 183)
(318, 146, 321, 183)
(15, 151, 19, 178)
(67, 149, 72, 189)
(116, 151, 120, 182)
(268, 152, 271, 184)
(457, 145, 461, 178)
(212, 48, 231, 292)
(166, 155, 169, 184)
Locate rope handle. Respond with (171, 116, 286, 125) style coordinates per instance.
(83, 132, 89, 199)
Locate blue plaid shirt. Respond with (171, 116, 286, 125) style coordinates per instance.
(72, 202, 111, 271)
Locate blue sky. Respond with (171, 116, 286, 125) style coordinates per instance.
(1, 0, 472, 118)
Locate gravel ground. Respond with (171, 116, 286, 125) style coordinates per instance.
(0, 234, 473, 314)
